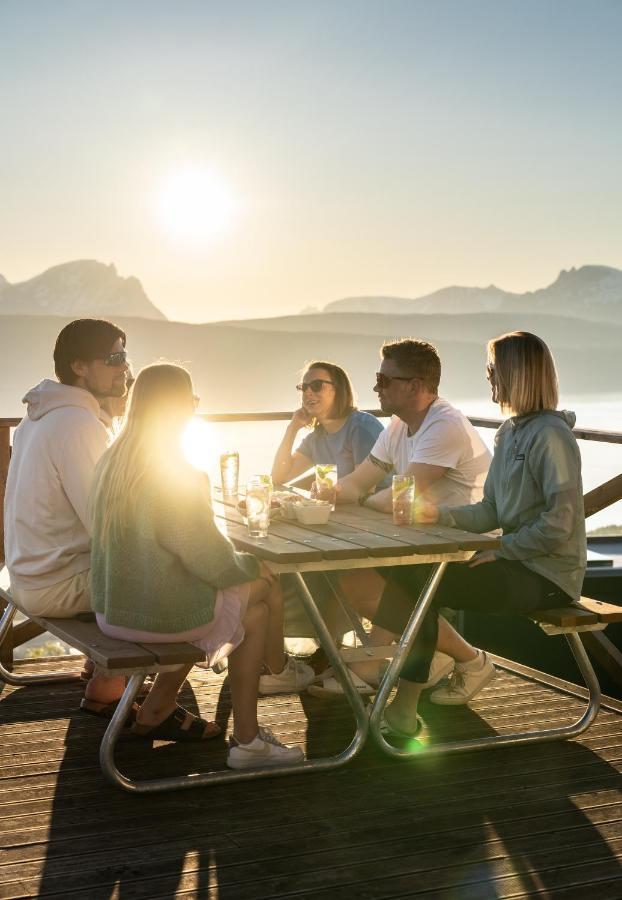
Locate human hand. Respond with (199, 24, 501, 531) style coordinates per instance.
(414, 499, 439, 523)
(259, 560, 279, 584)
(291, 406, 313, 429)
(468, 550, 497, 568)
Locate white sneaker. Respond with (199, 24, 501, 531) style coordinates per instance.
(422, 651, 454, 689)
(430, 651, 496, 705)
(227, 727, 305, 769)
(258, 655, 315, 695)
(307, 668, 376, 698)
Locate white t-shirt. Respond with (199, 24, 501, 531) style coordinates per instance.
(370, 398, 491, 507)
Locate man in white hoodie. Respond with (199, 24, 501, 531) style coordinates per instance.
(4, 318, 129, 708)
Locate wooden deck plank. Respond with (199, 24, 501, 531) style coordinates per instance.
(1, 660, 621, 899)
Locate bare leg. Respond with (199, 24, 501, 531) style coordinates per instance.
(84, 673, 127, 704)
(135, 664, 194, 727)
(385, 679, 424, 734)
(349, 623, 396, 685)
(228, 598, 269, 743)
(247, 563, 287, 675)
(436, 615, 478, 663)
(338, 569, 386, 622)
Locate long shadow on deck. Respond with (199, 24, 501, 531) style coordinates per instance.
(2, 673, 622, 899)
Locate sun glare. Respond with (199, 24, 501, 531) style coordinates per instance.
(181, 418, 214, 472)
(158, 166, 238, 243)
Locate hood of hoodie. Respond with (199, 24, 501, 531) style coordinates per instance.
(23, 379, 105, 423)
(497, 408, 577, 437)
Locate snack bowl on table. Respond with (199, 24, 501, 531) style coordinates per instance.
(294, 500, 331, 525)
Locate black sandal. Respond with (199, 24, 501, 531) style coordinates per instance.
(130, 706, 221, 742)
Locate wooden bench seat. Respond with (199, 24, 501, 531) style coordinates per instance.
(530, 596, 622, 633)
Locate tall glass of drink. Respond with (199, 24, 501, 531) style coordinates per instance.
(245, 475, 272, 538)
(392, 475, 415, 526)
(220, 451, 240, 497)
(315, 463, 338, 510)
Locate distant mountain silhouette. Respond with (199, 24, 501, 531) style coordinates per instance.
(0, 261, 166, 320)
(322, 265, 622, 321)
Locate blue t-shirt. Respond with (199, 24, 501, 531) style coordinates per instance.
(296, 410, 386, 480)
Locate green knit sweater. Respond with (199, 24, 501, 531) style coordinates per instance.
(90, 466, 260, 633)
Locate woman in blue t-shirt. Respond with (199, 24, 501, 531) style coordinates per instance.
(271, 360, 384, 484)
(271, 361, 384, 671)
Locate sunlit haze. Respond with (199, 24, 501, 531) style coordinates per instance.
(1, 0, 621, 322)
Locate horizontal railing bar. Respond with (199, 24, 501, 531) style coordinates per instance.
(2, 413, 622, 443)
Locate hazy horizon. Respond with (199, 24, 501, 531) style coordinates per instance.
(2, 0, 621, 323)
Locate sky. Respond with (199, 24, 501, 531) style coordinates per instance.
(1, 0, 621, 323)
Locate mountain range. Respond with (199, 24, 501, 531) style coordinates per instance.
(0, 262, 620, 417)
(0, 261, 165, 320)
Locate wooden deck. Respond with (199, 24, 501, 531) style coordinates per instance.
(1, 658, 622, 899)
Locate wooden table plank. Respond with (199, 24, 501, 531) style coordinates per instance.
(327, 505, 460, 554)
(29, 618, 156, 669)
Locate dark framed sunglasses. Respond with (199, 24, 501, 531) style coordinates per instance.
(296, 379, 334, 393)
(103, 350, 128, 367)
(374, 372, 416, 389)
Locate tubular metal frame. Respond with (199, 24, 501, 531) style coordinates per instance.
(367, 562, 602, 758)
(1, 556, 603, 792)
(0, 590, 81, 685)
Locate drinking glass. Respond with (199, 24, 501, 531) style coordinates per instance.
(392, 475, 415, 526)
(315, 463, 338, 510)
(220, 451, 240, 497)
(245, 475, 272, 538)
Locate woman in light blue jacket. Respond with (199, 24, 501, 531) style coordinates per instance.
(364, 332, 586, 737)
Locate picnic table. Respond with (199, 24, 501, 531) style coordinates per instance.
(213, 492, 504, 764)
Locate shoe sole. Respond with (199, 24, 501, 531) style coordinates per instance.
(307, 682, 375, 699)
(258, 682, 314, 695)
(430, 667, 496, 705)
(227, 752, 304, 770)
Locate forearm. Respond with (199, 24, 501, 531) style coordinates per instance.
(271, 423, 302, 483)
(440, 500, 499, 534)
(363, 487, 392, 514)
(499, 492, 579, 560)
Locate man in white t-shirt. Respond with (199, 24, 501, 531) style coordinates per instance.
(335, 338, 491, 509)
(309, 338, 492, 700)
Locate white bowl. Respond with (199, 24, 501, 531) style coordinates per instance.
(294, 502, 331, 525)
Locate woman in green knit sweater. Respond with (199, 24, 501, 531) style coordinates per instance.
(90, 363, 308, 769)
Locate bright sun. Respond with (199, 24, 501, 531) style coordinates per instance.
(158, 166, 238, 243)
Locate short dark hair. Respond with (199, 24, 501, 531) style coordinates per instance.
(54, 319, 126, 386)
(381, 339, 441, 392)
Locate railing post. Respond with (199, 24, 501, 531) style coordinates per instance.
(0, 424, 10, 569)
(0, 424, 13, 669)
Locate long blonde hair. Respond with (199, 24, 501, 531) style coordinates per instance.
(488, 331, 559, 416)
(91, 363, 197, 545)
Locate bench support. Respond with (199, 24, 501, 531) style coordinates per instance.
(368, 562, 602, 758)
(0, 593, 82, 686)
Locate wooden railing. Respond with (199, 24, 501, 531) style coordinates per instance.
(1, 411, 622, 670)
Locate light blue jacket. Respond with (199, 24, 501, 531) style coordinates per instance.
(440, 410, 586, 601)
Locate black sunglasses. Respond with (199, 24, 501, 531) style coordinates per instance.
(296, 379, 334, 393)
(103, 350, 128, 367)
(375, 372, 416, 389)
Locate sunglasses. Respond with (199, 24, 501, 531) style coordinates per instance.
(486, 363, 495, 381)
(296, 379, 334, 393)
(103, 350, 128, 367)
(375, 372, 416, 389)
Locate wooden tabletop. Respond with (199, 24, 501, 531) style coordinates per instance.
(212, 491, 501, 572)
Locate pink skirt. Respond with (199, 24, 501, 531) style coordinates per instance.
(95, 582, 250, 667)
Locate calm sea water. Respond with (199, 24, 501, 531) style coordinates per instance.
(197, 395, 622, 532)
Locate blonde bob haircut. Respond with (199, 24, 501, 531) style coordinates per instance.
(91, 362, 198, 545)
(488, 331, 559, 416)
